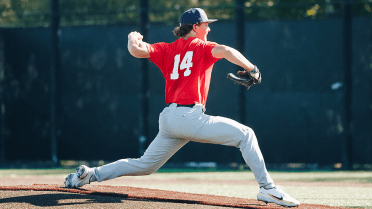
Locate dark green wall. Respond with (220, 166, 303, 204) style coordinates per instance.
(1, 17, 371, 165)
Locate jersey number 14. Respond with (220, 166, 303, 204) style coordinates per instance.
(171, 51, 193, 80)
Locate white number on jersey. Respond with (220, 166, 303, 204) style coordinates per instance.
(170, 51, 194, 80)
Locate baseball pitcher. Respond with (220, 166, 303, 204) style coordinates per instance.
(65, 8, 299, 207)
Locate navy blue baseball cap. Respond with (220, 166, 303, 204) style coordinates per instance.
(179, 8, 218, 26)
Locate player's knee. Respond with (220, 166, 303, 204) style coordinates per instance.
(139, 166, 160, 175)
(246, 127, 256, 137)
(237, 127, 256, 147)
(137, 158, 162, 175)
(247, 127, 258, 142)
(145, 167, 160, 175)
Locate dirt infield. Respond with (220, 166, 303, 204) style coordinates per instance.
(0, 184, 349, 209)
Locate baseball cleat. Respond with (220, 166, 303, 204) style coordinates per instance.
(257, 186, 300, 207)
(64, 165, 95, 188)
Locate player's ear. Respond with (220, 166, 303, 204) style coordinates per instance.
(193, 24, 198, 32)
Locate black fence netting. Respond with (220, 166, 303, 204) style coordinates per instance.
(0, 0, 371, 168)
(1, 0, 372, 27)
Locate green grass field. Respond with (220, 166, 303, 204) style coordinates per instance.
(1, 168, 371, 208)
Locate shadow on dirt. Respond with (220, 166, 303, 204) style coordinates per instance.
(0, 191, 269, 208)
(0, 193, 129, 207)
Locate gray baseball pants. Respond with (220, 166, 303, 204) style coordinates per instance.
(94, 103, 275, 188)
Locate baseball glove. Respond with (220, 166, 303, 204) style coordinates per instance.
(227, 66, 261, 90)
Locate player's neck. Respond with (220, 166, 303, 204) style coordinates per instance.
(183, 34, 207, 41)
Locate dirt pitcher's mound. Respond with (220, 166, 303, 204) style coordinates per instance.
(0, 184, 347, 209)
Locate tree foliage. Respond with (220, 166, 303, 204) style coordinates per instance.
(0, 0, 371, 27)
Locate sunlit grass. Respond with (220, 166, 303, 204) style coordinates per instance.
(0, 168, 371, 207)
(0, 169, 371, 184)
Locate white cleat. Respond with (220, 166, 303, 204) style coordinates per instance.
(64, 165, 95, 188)
(257, 186, 300, 207)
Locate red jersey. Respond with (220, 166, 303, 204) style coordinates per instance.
(148, 37, 221, 106)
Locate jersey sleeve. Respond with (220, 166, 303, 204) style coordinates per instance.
(204, 41, 222, 63)
(147, 42, 170, 70)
